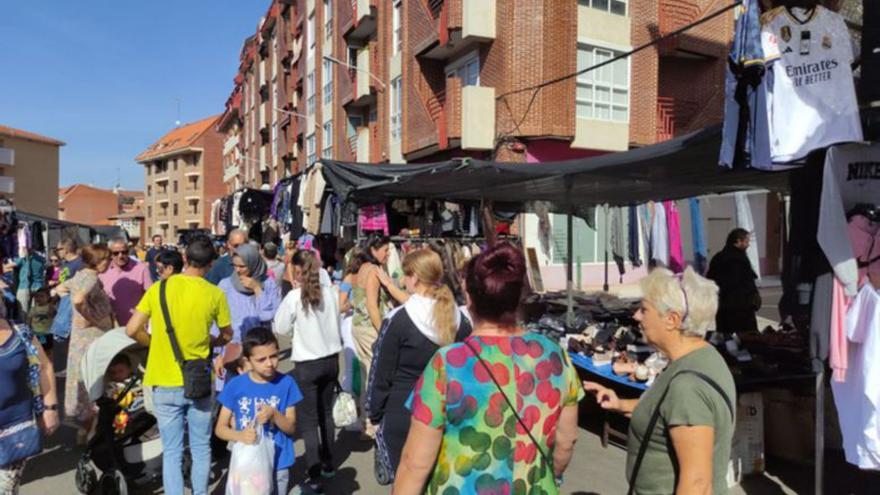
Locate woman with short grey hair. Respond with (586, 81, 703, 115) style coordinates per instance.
(584, 267, 736, 495)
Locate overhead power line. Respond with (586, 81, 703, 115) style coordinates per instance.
(496, 0, 743, 101)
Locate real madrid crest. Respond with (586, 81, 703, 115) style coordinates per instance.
(822, 35, 832, 49)
(780, 25, 792, 42)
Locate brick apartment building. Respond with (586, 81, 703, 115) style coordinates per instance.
(0, 125, 64, 218)
(58, 184, 144, 235)
(219, 0, 733, 191)
(136, 116, 225, 240)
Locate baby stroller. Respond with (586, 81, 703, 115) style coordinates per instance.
(75, 328, 163, 494)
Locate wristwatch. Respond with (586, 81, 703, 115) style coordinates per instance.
(44, 404, 59, 411)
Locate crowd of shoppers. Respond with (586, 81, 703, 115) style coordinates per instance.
(0, 223, 741, 494)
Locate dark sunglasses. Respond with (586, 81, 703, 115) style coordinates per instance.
(110, 251, 128, 257)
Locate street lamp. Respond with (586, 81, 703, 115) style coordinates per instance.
(273, 107, 321, 131)
(323, 54, 386, 90)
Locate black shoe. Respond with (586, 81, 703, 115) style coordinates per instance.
(320, 464, 336, 479)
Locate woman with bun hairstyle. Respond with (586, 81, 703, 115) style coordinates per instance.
(366, 249, 472, 480)
(393, 243, 582, 495)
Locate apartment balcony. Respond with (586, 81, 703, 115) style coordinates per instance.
(347, 133, 358, 161)
(656, 96, 700, 142)
(460, 86, 495, 150)
(344, 0, 377, 42)
(415, 0, 496, 61)
(356, 127, 370, 162)
(658, 0, 726, 58)
(223, 163, 240, 183)
(154, 176, 169, 184)
(346, 46, 378, 107)
(0, 177, 14, 194)
(0, 148, 13, 167)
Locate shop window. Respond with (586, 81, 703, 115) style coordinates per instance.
(550, 211, 604, 264)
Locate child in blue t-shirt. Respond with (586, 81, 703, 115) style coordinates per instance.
(216, 327, 302, 495)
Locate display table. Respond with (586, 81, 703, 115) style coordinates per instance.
(569, 353, 648, 391)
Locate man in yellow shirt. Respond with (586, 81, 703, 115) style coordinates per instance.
(126, 237, 232, 495)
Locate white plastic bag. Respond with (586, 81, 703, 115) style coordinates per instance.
(226, 426, 275, 495)
(333, 386, 358, 428)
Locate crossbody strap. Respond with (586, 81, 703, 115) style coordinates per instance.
(159, 279, 185, 367)
(627, 369, 734, 495)
(462, 339, 555, 476)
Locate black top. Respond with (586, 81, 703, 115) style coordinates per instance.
(366, 306, 471, 424)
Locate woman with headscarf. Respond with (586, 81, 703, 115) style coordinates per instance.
(214, 242, 281, 383)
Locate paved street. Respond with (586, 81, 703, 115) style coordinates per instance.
(20, 330, 812, 495)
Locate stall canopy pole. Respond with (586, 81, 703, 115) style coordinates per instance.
(603, 205, 610, 292)
(566, 209, 574, 328)
(565, 179, 575, 327)
(815, 365, 825, 495)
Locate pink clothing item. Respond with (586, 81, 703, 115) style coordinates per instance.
(847, 215, 880, 285)
(830, 277, 852, 382)
(665, 201, 684, 273)
(98, 259, 153, 326)
(359, 204, 389, 235)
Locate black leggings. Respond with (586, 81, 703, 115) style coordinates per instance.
(292, 354, 339, 478)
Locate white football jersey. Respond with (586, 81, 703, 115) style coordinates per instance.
(761, 6, 862, 162)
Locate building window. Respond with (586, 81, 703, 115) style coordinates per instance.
(390, 77, 402, 142)
(323, 59, 333, 104)
(147, 185, 152, 196)
(173, 180, 178, 193)
(551, 212, 601, 264)
(147, 206, 152, 217)
(322, 121, 333, 158)
(307, 71, 316, 115)
(173, 160, 178, 171)
(308, 14, 316, 49)
(324, 0, 333, 37)
(576, 43, 629, 122)
(579, 0, 626, 16)
(392, 0, 403, 55)
(446, 54, 480, 86)
(173, 203, 178, 216)
(306, 133, 317, 166)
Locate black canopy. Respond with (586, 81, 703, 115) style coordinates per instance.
(320, 126, 791, 211)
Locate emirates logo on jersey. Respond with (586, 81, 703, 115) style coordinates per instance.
(784, 58, 840, 87)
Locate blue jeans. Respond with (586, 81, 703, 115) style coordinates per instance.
(152, 387, 212, 495)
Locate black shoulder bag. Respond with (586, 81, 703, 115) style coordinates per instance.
(627, 370, 735, 495)
(159, 279, 212, 399)
(462, 340, 557, 480)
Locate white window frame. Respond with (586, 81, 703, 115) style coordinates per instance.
(392, 0, 403, 55)
(308, 14, 316, 49)
(445, 51, 480, 87)
(579, 0, 627, 16)
(390, 77, 402, 142)
(324, 0, 333, 38)
(307, 71, 316, 115)
(322, 121, 333, 158)
(306, 133, 317, 166)
(322, 59, 334, 105)
(576, 42, 630, 123)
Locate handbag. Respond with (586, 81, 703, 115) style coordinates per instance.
(332, 382, 358, 428)
(373, 432, 394, 486)
(0, 325, 44, 465)
(462, 340, 556, 477)
(626, 370, 734, 495)
(159, 280, 212, 399)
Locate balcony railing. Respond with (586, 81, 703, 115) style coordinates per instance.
(0, 148, 14, 167)
(656, 96, 699, 142)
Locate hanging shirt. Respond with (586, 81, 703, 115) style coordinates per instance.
(817, 144, 880, 297)
(689, 198, 708, 274)
(650, 202, 669, 267)
(761, 5, 862, 162)
(665, 201, 684, 273)
(831, 285, 880, 470)
(359, 204, 390, 235)
(628, 205, 642, 267)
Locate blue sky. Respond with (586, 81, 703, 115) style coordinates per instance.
(0, 1, 269, 191)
